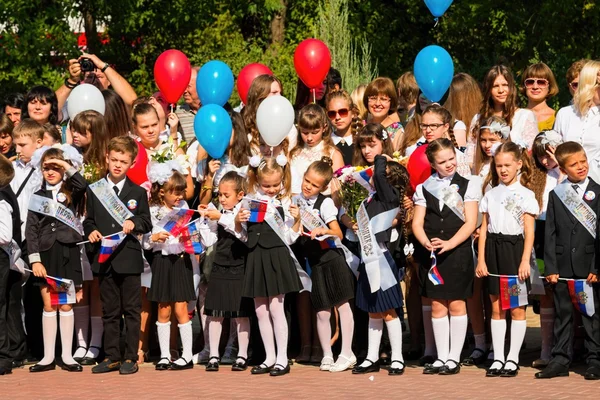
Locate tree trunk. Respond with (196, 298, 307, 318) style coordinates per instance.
(270, 0, 287, 47)
(81, 4, 98, 54)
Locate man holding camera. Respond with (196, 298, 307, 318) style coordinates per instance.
(55, 53, 137, 121)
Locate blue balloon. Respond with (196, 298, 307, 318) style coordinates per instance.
(196, 60, 234, 106)
(424, 0, 453, 18)
(193, 104, 232, 159)
(413, 45, 454, 103)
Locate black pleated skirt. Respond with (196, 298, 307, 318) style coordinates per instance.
(355, 251, 403, 313)
(205, 264, 253, 318)
(242, 245, 302, 298)
(33, 241, 82, 286)
(310, 253, 355, 311)
(419, 243, 474, 300)
(148, 253, 196, 303)
(485, 233, 529, 295)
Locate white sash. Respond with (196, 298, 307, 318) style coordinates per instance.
(554, 183, 597, 239)
(423, 178, 465, 221)
(503, 192, 525, 228)
(298, 203, 360, 277)
(28, 194, 84, 235)
(263, 206, 312, 292)
(356, 201, 399, 293)
(89, 179, 133, 226)
(0, 240, 26, 274)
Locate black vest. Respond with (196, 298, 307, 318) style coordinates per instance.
(336, 142, 354, 166)
(246, 206, 287, 249)
(214, 216, 248, 267)
(0, 186, 22, 246)
(422, 173, 471, 249)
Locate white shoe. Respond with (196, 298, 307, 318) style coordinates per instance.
(330, 354, 357, 372)
(319, 355, 335, 371)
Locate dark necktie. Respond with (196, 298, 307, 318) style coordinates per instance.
(113, 186, 119, 196)
(572, 184, 580, 194)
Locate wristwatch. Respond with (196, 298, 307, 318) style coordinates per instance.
(101, 62, 110, 73)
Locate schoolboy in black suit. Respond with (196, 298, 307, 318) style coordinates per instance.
(537, 142, 600, 380)
(84, 136, 151, 375)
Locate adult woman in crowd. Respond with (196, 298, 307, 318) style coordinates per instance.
(444, 73, 483, 153)
(566, 59, 588, 99)
(364, 77, 403, 143)
(522, 63, 559, 131)
(21, 86, 59, 126)
(3, 93, 24, 126)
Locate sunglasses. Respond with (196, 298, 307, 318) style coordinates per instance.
(524, 78, 549, 88)
(327, 108, 349, 119)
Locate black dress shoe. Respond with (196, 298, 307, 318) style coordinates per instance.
(423, 359, 445, 375)
(92, 359, 121, 374)
(462, 349, 487, 366)
(60, 363, 83, 372)
(251, 363, 274, 375)
(29, 362, 56, 372)
(269, 364, 290, 376)
(170, 358, 193, 371)
(155, 358, 172, 371)
(438, 360, 461, 375)
(419, 355, 436, 366)
(119, 359, 138, 375)
(73, 347, 87, 364)
(500, 360, 519, 377)
(388, 360, 405, 376)
(11, 359, 24, 369)
(531, 358, 549, 369)
(206, 357, 219, 372)
(485, 361, 504, 377)
(584, 366, 600, 380)
(232, 357, 248, 372)
(535, 362, 569, 379)
(352, 359, 381, 374)
(0, 366, 12, 375)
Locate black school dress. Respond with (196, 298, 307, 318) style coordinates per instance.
(205, 210, 253, 317)
(293, 194, 355, 311)
(355, 155, 403, 313)
(416, 173, 474, 300)
(242, 203, 303, 298)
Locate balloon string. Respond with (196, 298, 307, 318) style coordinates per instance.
(434, 17, 439, 28)
(312, 88, 316, 104)
(170, 104, 174, 114)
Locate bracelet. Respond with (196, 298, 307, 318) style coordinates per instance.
(64, 78, 79, 89)
(101, 62, 110, 73)
(201, 185, 213, 192)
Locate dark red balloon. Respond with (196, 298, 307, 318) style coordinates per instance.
(154, 50, 192, 104)
(293, 39, 331, 89)
(237, 63, 273, 104)
(126, 140, 149, 185)
(407, 144, 432, 192)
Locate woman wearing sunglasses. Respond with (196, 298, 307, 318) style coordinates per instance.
(522, 63, 559, 132)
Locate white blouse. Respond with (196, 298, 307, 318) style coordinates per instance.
(414, 172, 481, 211)
(197, 203, 247, 247)
(294, 193, 338, 224)
(479, 181, 539, 235)
(554, 105, 600, 162)
(290, 141, 335, 194)
(243, 190, 299, 245)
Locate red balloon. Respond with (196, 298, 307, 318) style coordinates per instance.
(237, 63, 273, 104)
(407, 144, 432, 192)
(153, 50, 192, 104)
(126, 141, 149, 185)
(294, 39, 331, 89)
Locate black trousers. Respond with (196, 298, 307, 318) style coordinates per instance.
(99, 272, 141, 361)
(23, 274, 43, 360)
(552, 280, 600, 367)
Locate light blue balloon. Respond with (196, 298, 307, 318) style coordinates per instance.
(413, 45, 454, 103)
(193, 104, 232, 159)
(196, 60, 234, 106)
(424, 0, 453, 18)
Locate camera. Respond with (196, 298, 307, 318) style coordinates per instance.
(79, 58, 95, 73)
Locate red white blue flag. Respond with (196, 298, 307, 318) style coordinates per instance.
(247, 198, 269, 223)
(428, 250, 444, 285)
(499, 276, 528, 310)
(157, 208, 196, 237)
(46, 277, 76, 305)
(98, 232, 126, 264)
(352, 167, 374, 191)
(568, 279, 595, 317)
(180, 220, 204, 254)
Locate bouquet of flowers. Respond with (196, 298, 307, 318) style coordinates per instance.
(334, 165, 370, 222)
(81, 162, 101, 183)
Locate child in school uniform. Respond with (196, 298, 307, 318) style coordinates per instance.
(412, 138, 480, 375)
(476, 141, 539, 377)
(84, 136, 152, 375)
(536, 142, 600, 380)
(26, 146, 87, 372)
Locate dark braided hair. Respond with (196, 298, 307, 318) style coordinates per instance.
(385, 161, 411, 261)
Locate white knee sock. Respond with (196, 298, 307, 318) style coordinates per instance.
(431, 316, 449, 367)
(255, 300, 276, 366)
(269, 296, 289, 369)
(235, 317, 250, 362)
(540, 308, 554, 361)
(60, 310, 76, 365)
(358, 318, 383, 368)
(209, 317, 223, 358)
(73, 306, 89, 358)
(156, 321, 171, 364)
(174, 321, 193, 366)
(385, 317, 404, 369)
(422, 305, 436, 357)
(505, 320, 527, 370)
(448, 315, 468, 364)
(40, 311, 57, 365)
(338, 302, 355, 359)
(316, 310, 333, 358)
(490, 319, 507, 369)
(84, 316, 103, 359)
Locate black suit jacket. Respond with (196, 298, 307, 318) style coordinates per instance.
(545, 178, 600, 278)
(26, 171, 86, 262)
(83, 177, 151, 275)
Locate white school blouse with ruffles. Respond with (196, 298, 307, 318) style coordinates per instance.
(479, 181, 539, 235)
(413, 172, 481, 210)
(295, 193, 338, 224)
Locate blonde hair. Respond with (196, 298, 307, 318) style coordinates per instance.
(12, 118, 43, 140)
(291, 104, 335, 159)
(574, 60, 600, 117)
(351, 84, 368, 120)
(247, 157, 292, 200)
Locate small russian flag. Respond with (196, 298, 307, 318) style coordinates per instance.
(181, 221, 204, 254)
(568, 280, 595, 317)
(98, 232, 126, 264)
(46, 277, 76, 306)
(352, 167, 374, 191)
(428, 250, 444, 285)
(248, 199, 269, 223)
(159, 209, 196, 237)
(499, 276, 528, 310)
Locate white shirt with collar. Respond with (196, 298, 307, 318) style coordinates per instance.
(479, 180, 539, 235)
(555, 105, 600, 162)
(106, 175, 126, 194)
(294, 193, 338, 225)
(45, 182, 63, 202)
(11, 159, 41, 240)
(0, 200, 13, 246)
(414, 172, 481, 211)
(332, 132, 353, 146)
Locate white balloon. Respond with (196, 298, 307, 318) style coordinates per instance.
(256, 95, 295, 147)
(67, 84, 106, 119)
